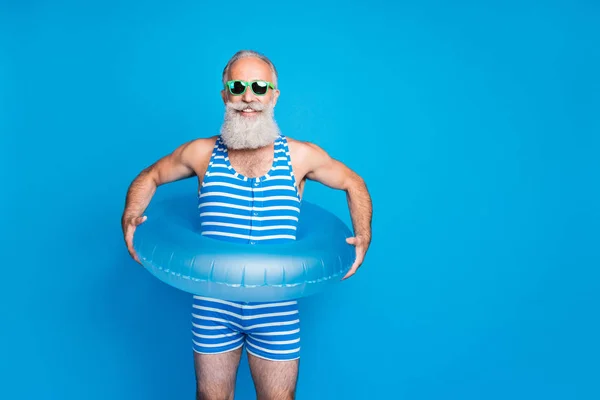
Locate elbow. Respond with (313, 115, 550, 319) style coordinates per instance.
(344, 174, 366, 194)
(136, 165, 161, 187)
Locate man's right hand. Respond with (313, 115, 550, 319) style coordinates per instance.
(122, 215, 147, 264)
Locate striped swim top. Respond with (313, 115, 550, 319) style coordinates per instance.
(197, 135, 301, 244)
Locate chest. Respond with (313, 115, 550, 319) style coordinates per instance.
(227, 150, 274, 178)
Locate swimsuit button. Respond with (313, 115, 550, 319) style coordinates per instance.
(253, 212, 258, 216)
(250, 241, 256, 245)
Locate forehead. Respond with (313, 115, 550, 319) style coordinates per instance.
(228, 57, 272, 81)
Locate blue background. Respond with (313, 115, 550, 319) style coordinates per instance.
(1, 0, 599, 399)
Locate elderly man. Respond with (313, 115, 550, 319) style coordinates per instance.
(121, 50, 372, 400)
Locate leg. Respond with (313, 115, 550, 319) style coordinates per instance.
(243, 300, 302, 400)
(194, 348, 243, 400)
(248, 353, 299, 400)
(191, 296, 246, 400)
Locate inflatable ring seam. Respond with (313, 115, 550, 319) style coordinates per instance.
(144, 261, 348, 287)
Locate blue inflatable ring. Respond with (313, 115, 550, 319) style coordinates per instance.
(132, 194, 355, 302)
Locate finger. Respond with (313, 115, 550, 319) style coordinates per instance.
(127, 244, 135, 258)
(354, 251, 365, 267)
(125, 228, 134, 247)
(342, 249, 365, 280)
(342, 259, 360, 280)
(134, 215, 147, 226)
(346, 237, 356, 245)
(342, 264, 357, 280)
(124, 223, 143, 265)
(127, 245, 142, 265)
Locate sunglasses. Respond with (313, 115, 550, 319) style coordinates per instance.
(225, 80, 275, 96)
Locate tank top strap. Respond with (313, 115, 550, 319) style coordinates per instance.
(273, 135, 300, 196)
(205, 136, 228, 176)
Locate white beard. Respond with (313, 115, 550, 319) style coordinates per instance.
(220, 100, 281, 150)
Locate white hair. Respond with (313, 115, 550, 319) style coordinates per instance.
(222, 50, 278, 87)
(220, 99, 280, 150)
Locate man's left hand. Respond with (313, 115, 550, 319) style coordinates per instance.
(342, 235, 370, 280)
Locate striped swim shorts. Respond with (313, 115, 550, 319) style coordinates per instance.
(191, 296, 301, 361)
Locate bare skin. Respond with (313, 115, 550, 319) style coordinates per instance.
(193, 347, 243, 400)
(121, 55, 372, 400)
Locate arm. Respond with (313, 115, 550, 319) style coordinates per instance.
(121, 139, 204, 263)
(122, 142, 195, 221)
(302, 142, 373, 279)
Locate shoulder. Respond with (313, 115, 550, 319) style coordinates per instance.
(178, 135, 218, 162)
(182, 135, 218, 152)
(284, 136, 335, 181)
(286, 136, 330, 162)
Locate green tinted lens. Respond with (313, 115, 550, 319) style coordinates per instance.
(251, 81, 269, 95)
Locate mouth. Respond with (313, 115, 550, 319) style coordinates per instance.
(239, 108, 260, 116)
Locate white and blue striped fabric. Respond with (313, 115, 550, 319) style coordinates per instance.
(191, 135, 302, 361)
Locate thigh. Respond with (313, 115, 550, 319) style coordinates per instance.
(248, 353, 299, 400)
(194, 347, 243, 400)
(244, 300, 301, 399)
(243, 300, 301, 361)
(191, 296, 246, 399)
(191, 296, 246, 355)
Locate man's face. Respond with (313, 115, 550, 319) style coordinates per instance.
(219, 57, 282, 150)
(221, 57, 280, 113)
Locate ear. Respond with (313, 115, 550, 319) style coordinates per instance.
(220, 89, 227, 104)
(272, 89, 281, 107)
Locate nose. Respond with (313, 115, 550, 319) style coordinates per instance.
(242, 86, 255, 102)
